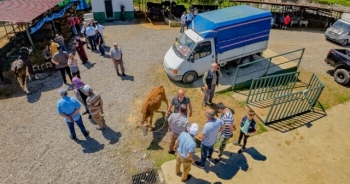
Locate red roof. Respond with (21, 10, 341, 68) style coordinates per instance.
(0, 0, 63, 23)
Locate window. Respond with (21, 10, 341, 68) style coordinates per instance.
(193, 41, 212, 59)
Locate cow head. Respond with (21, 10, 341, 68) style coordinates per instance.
(135, 120, 152, 136)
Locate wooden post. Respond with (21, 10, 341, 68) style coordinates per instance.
(10, 22, 16, 34)
(3, 22, 9, 39)
(25, 23, 36, 49)
(52, 19, 57, 35)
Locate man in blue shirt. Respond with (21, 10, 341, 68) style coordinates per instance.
(185, 10, 194, 30)
(233, 110, 256, 153)
(173, 123, 199, 182)
(195, 109, 223, 168)
(57, 88, 89, 140)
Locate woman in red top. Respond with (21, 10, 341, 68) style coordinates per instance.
(283, 14, 291, 30)
(75, 37, 89, 64)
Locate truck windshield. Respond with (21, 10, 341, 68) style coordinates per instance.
(333, 21, 350, 31)
(173, 34, 195, 58)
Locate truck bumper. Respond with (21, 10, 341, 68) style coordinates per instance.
(163, 62, 183, 81)
(326, 35, 344, 44)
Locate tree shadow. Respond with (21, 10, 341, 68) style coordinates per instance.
(101, 126, 121, 145)
(121, 74, 134, 81)
(146, 111, 168, 150)
(74, 136, 105, 153)
(192, 151, 249, 180)
(244, 147, 267, 161)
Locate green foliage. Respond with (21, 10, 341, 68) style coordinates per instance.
(313, 0, 350, 6)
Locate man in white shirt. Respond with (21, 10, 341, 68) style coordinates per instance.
(180, 11, 186, 33)
(110, 43, 125, 76)
(81, 22, 91, 49)
(85, 24, 96, 51)
(95, 21, 106, 47)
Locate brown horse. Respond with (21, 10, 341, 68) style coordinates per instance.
(10, 47, 36, 94)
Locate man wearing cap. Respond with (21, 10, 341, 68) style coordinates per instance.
(195, 109, 223, 168)
(57, 88, 89, 140)
(167, 104, 191, 154)
(165, 88, 192, 119)
(215, 102, 235, 160)
(54, 34, 67, 51)
(110, 43, 125, 76)
(173, 123, 199, 182)
(82, 85, 106, 130)
(51, 46, 72, 84)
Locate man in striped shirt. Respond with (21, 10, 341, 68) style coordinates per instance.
(215, 102, 235, 160)
(82, 85, 106, 130)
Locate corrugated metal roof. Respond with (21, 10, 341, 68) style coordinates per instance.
(0, 0, 63, 23)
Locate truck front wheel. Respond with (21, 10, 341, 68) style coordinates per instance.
(334, 69, 350, 85)
(183, 71, 197, 83)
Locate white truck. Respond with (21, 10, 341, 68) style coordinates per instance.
(163, 5, 272, 83)
(325, 13, 350, 46)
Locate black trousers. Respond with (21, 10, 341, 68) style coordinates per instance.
(59, 67, 72, 83)
(88, 36, 96, 50)
(238, 130, 249, 149)
(72, 70, 81, 79)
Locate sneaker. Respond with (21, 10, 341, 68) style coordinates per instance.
(70, 135, 77, 140)
(194, 161, 204, 169)
(140, 124, 147, 136)
(117, 72, 121, 76)
(84, 131, 90, 137)
(168, 150, 175, 154)
(238, 148, 246, 154)
(122, 73, 126, 76)
(181, 174, 192, 182)
(233, 142, 241, 146)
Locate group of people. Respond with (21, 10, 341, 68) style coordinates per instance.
(273, 14, 291, 30)
(180, 10, 195, 33)
(81, 20, 106, 56)
(166, 86, 257, 182)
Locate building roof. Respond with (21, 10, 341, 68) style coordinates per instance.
(0, 0, 63, 23)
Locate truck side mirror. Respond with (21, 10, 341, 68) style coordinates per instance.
(175, 37, 178, 42)
(188, 56, 194, 63)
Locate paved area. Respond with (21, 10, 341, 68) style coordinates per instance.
(161, 101, 350, 184)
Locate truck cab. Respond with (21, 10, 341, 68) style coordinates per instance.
(325, 13, 350, 46)
(164, 29, 215, 83)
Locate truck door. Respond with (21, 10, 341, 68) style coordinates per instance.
(189, 41, 214, 76)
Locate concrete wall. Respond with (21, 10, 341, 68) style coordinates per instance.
(91, 0, 134, 22)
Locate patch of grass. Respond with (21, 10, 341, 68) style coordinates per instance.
(314, 0, 350, 6)
(147, 150, 176, 169)
(255, 122, 268, 135)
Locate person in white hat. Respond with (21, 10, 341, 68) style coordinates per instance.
(82, 85, 106, 130)
(56, 88, 89, 140)
(173, 123, 199, 182)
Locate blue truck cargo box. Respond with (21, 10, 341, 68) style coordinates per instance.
(191, 5, 272, 54)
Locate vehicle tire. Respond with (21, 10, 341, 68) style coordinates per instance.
(182, 71, 197, 83)
(341, 39, 348, 46)
(239, 56, 252, 68)
(334, 69, 350, 85)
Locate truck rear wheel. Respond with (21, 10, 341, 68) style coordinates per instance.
(183, 71, 197, 83)
(239, 56, 252, 68)
(334, 69, 350, 85)
(341, 39, 348, 46)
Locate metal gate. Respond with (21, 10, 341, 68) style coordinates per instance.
(246, 72, 324, 124)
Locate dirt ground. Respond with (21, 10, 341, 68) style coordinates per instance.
(0, 20, 350, 184)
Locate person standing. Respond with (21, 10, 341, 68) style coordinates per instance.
(68, 53, 80, 78)
(57, 88, 89, 140)
(233, 110, 256, 153)
(202, 63, 222, 106)
(167, 104, 191, 154)
(54, 34, 67, 51)
(82, 85, 106, 130)
(215, 102, 235, 160)
(283, 14, 291, 30)
(80, 22, 91, 49)
(173, 123, 199, 182)
(73, 14, 81, 34)
(110, 43, 125, 76)
(180, 12, 186, 33)
(42, 45, 52, 63)
(279, 14, 285, 29)
(51, 47, 72, 84)
(86, 24, 96, 50)
(75, 37, 89, 64)
(49, 40, 59, 56)
(195, 109, 223, 168)
(185, 10, 194, 30)
(95, 21, 106, 47)
(71, 74, 91, 118)
(95, 30, 105, 56)
(67, 15, 78, 35)
(165, 88, 192, 119)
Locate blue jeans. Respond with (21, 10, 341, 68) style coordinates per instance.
(98, 44, 105, 55)
(61, 45, 67, 51)
(66, 116, 88, 137)
(200, 143, 214, 166)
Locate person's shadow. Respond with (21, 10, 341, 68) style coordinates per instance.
(74, 137, 105, 153)
(101, 126, 121, 144)
(121, 74, 134, 81)
(245, 147, 267, 161)
(83, 62, 96, 69)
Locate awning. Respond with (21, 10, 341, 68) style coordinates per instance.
(0, 0, 63, 23)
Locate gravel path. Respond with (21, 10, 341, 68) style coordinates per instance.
(0, 22, 342, 184)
